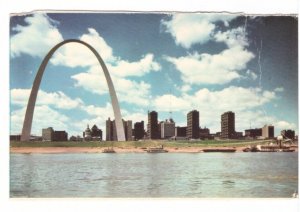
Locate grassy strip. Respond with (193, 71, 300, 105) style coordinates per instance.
(10, 140, 270, 148)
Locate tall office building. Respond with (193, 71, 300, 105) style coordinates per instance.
(160, 118, 175, 139)
(187, 110, 199, 139)
(124, 120, 133, 141)
(262, 125, 274, 138)
(106, 118, 132, 141)
(106, 118, 115, 141)
(221, 111, 235, 139)
(147, 111, 159, 139)
(134, 121, 144, 140)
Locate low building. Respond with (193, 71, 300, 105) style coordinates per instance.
(83, 125, 92, 141)
(245, 128, 262, 138)
(175, 126, 187, 137)
(91, 125, 102, 139)
(199, 127, 210, 139)
(42, 127, 68, 141)
(160, 118, 175, 139)
(42, 127, 54, 141)
(54, 131, 68, 141)
(10, 134, 21, 141)
(235, 132, 243, 139)
(281, 129, 295, 140)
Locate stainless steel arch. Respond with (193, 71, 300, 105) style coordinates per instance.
(20, 39, 126, 141)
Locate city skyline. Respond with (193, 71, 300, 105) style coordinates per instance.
(10, 13, 298, 138)
(24, 109, 293, 141)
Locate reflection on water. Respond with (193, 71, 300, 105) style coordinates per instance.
(10, 152, 298, 198)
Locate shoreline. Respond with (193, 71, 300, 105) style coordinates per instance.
(10, 146, 298, 154)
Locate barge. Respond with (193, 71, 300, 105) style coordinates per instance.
(146, 146, 168, 153)
(202, 148, 236, 153)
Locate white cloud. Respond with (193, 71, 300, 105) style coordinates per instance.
(274, 87, 284, 92)
(71, 65, 152, 107)
(166, 47, 254, 85)
(180, 84, 192, 93)
(161, 13, 237, 48)
(276, 121, 296, 131)
(151, 86, 280, 133)
(51, 27, 161, 78)
(154, 94, 191, 111)
(10, 105, 70, 135)
(246, 69, 258, 80)
(51, 28, 116, 67)
(121, 110, 147, 124)
(11, 13, 63, 58)
(214, 27, 249, 48)
(10, 89, 83, 109)
(81, 103, 114, 118)
(108, 54, 161, 77)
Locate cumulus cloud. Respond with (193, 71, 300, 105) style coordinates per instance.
(166, 47, 254, 85)
(51, 28, 116, 67)
(10, 105, 70, 135)
(274, 87, 284, 92)
(10, 89, 83, 109)
(246, 69, 258, 80)
(71, 66, 152, 106)
(154, 94, 191, 111)
(214, 27, 249, 48)
(161, 13, 237, 48)
(51, 27, 161, 77)
(276, 121, 296, 131)
(11, 13, 63, 58)
(108, 54, 161, 77)
(152, 86, 281, 133)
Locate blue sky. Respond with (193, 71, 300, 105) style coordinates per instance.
(10, 12, 298, 138)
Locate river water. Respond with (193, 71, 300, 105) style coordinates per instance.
(10, 152, 298, 198)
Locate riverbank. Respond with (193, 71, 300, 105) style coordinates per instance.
(10, 146, 298, 154)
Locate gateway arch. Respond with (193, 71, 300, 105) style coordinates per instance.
(21, 39, 126, 141)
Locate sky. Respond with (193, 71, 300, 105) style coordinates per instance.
(9, 12, 298, 138)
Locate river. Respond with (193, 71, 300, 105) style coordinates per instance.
(10, 152, 298, 198)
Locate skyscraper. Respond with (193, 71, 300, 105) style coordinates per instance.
(221, 111, 235, 139)
(106, 118, 132, 141)
(124, 120, 133, 141)
(134, 121, 144, 140)
(147, 111, 159, 139)
(106, 118, 114, 141)
(187, 110, 199, 139)
(262, 125, 274, 138)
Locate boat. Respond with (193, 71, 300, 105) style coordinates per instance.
(202, 148, 236, 153)
(282, 149, 295, 152)
(102, 148, 116, 153)
(243, 146, 259, 152)
(146, 146, 168, 153)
